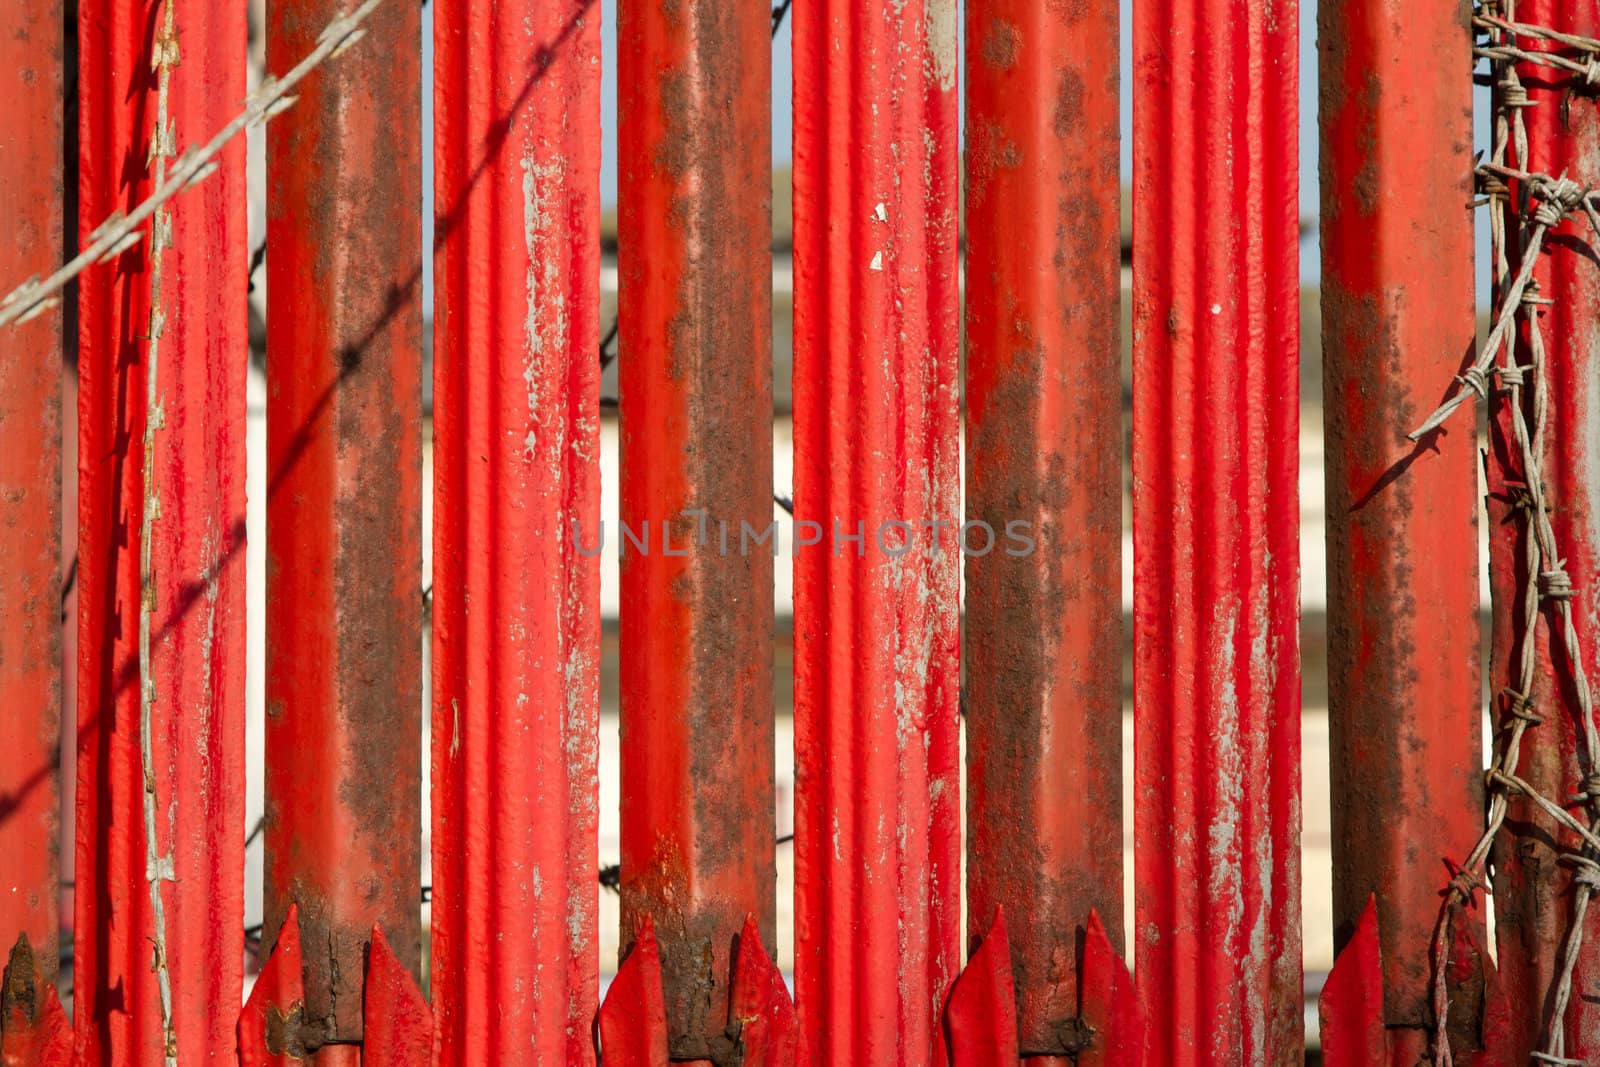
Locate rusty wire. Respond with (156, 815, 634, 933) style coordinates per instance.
(1418, 6, 1600, 1063)
(141, 4, 180, 1061)
(0, 0, 385, 330)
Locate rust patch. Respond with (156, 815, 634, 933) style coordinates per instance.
(966, 121, 1023, 208)
(2, 933, 42, 1026)
(1053, 66, 1085, 139)
(619, 0, 774, 1060)
(265, 1002, 312, 1058)
(981, 18, 1020, 71)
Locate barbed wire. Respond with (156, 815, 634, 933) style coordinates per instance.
(0, 0, 385, 330)
(1424, 6, 1600, 1063)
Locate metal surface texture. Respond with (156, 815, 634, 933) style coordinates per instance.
(75, 0, 248, 1061)
(962, 0, 1122, 1054)
(617, 0, 774, 1055)
(598, 918, 672, 1066)
(1320, 897, 1509, 1065)
(361, 926, 432, 1067)
(1131, 0, 1303, 1061)
(727, 914, 798, 1067)
(945, 914, 1021, 1064)
(0, 0, 63, 985)
(264, 0, 423, 1050)
(239, 905, 307, 1066)
(791, 0, 961, 1056)
(430, 0, 602, 1063)
(1488, 0, 1600, 1056)
(1317, 0, 1485, 1060)
(1, 935, 71, 1066)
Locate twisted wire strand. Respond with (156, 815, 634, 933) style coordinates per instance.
(141, 4, 179, 1059)
(1431, 6, 1600, 1062)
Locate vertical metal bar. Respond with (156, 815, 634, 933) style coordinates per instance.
(962, 0, 1121, 1053)
(265, 0, 422, 1052)
(1489, 1, 1600, 1056)
(791, 0, 960, 1054)
(75, 0, 248, 1060)
(616, 0, 773, 1055)
(1317, 1, 1482, 1059)
(430, 0, 601, 1061)
(0, 0, 63, 983)
(1130, 0, 1302, 1061)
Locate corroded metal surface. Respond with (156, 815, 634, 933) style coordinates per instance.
(617, 0, 774, 1056)
(1131, 0, 1303, 1061)
(963, 0, 1122, 1053)
(264, 0, 422, 1049)
(791, 0, 961, 1056)
(430, 0, 602, 1061)
(0, 0, 63, 985)
(75, 0, 248, 1061)
(1318, 1, 1484, 1060)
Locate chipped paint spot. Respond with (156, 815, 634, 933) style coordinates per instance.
(923, 0, 957, 92)
(521, 155, 568, 460)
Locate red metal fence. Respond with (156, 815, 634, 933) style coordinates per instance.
(9, 0, 1600, 1063)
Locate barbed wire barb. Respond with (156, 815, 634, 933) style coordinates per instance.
(0, 0, 386, 330)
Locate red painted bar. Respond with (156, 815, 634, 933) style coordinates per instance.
(617, 0, 773, 1053)
(0, 0, 63, 982)
(962, 0, 1121, 1053)
(1131, 0, 1302, 1061)
(431, 0, 601, 1061)
(1489, 1, 1600, 1055)
(75, 0, 247, 1061)
(265, 0, 422, 1052)
(1318, 0, 1483, 1060)
(792, 0, 960, 1055)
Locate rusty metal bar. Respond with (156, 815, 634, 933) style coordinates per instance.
(962, 0, 1121, 1054)
(1489, 1, 1600, 1056)
(264, 0, 422, 1051)
(429, 0, 601, 1061)
(791, 0, 960, 1056)
(74, 0, 248, 1061)
(0, 0, 63, 984)
(616, 0, 774, 1056)
(1318, 1, 1484, 1060)
(1130, 0, 1302, 1061)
